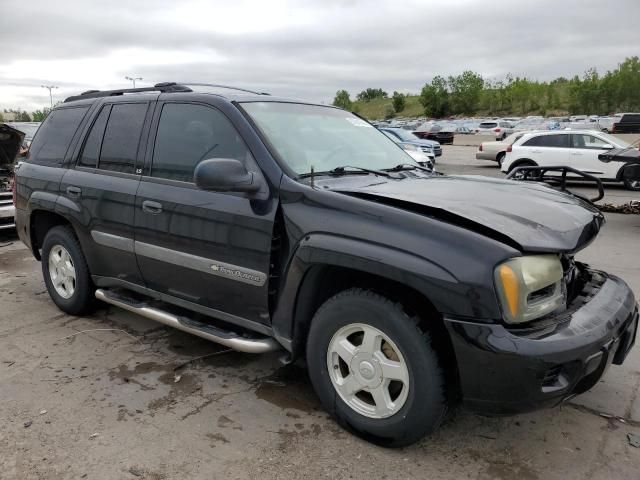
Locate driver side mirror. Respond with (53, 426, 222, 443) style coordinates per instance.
(194, 158, 262, 193)
(601, 143, 614, 150)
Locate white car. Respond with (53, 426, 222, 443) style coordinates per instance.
(476, 121, 514, 140)
(475, 132, 526, 166)
(501, 130, 637, 190)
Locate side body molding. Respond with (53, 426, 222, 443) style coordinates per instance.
(271, 233, 459, 353)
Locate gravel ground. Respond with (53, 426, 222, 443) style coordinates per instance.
(1, 146, 639, 479)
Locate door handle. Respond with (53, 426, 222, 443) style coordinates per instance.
(66, 186, 82, 198)
(571, 152, 583, 155)
(531, 150, 542, 153)
(142, 200, 163, 214)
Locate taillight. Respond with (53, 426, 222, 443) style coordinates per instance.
(507, 145, 512, 153)
(479, 144, 483, 151)
(494, 128, 501, 132)
(12, 176, 17, 206)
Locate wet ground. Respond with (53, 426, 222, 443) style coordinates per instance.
(1, 147, 640, 479)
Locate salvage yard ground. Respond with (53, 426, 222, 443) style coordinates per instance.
(1, 145, 640, 479)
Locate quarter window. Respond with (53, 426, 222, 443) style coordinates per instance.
(99, 103, 148, 174)
(27, 107, 89, 165)
(151, 103, 251, 182)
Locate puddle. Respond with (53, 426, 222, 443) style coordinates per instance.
(254, 363, 320, 413)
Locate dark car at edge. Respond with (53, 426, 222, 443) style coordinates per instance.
(13, 82, 638, 447)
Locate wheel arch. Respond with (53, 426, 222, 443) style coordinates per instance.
(29, 209, 74, 261)
(508, 158, 536, 172)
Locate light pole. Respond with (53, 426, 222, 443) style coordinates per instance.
(41, 85, 58, 109)
(125, 76, 143, 88)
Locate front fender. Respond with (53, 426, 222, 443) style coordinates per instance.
(271, 233, 495, 354)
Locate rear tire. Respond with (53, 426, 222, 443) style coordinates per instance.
(496, 152, 505, 167)
(623, 177, 640, 191)
(42, 225, 95, 316)
(509, 160, 540, 180)
(306, 289, 447, 447)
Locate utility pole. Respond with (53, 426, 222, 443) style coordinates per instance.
(41, 85, 58, 109)
(125, 76, 143, 88)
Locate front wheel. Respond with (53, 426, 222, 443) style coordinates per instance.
(496, 152, 505, 167)
(306, 289, 447, 447)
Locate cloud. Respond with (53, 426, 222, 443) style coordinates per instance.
(2, 0, 639, 110)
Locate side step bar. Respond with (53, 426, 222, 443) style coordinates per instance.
(95, 289, 280, 354)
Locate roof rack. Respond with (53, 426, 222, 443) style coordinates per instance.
(64, 82, 193, 103)
(64, 82, 269, 103)
(176, 82, 270, 96)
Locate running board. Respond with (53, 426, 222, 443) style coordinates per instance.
(95, 289, 280, 354)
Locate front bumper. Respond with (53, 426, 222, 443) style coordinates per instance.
(0, 199, 15, 230)
(444, 272, 638, 415)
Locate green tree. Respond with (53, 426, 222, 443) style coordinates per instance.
(419, 76, 449, 117)
(356, 88, 388, 102)
(384, 104, 395, 120)
(332, 90, 352, 110)
(31, 108, 50, 122)
(448, 71, 484, 114)
(0, 112, 3, 122)
(392, 91, 406, 113)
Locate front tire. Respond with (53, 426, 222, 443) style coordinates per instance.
(42, 225, 95, 315)
(306, 289, 447, 447)
(496, 152, 505, 167)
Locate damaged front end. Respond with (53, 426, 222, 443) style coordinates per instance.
(0, 124, 24, 230)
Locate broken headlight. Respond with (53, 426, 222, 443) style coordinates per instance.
(494, 254, 565, 324)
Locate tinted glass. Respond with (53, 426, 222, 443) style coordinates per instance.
(99, 103, 148, 174)
(27, 107, 88, 164)
(479, 122, 498, 128)
(79, 106, 110, 167)
(621, 114, 640, 122)
(523, 134, 569, 148)
(572, 134, 609, 150)
(151, 103, 251, 182)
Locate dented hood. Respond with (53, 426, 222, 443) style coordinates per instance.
(333, 175, 604, 253)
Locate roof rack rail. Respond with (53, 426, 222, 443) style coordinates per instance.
(176, 82, 270, 96)
(64, 82, 193, 103)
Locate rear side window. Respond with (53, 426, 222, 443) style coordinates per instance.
(99, 103, 148, 174)
(523, 134, 569, 148)
(79, 106, 110, 168)
(150, 103, 251, 182)
(621, 114, 640, 123)
(480, 122, 497, 128)
(28, 107, 89, 165)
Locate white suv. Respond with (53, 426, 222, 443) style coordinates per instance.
(477, 121, 514, 140)
(501, 130, 638, 190)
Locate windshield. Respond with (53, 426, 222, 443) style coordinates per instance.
(241, 102, 417, 175)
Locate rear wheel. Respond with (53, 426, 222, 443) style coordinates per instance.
(306, 289, 447, 447)
(42, 225, 95, 315)
(509, 160, 540, 180)
(496, 152, 506, 167)
(623, 177, 640, 191)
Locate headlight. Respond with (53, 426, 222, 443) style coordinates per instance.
(401, 144, 420, 152)
(494, 255, 565, 324)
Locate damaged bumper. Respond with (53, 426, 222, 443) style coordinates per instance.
(444, 271, 638, 415)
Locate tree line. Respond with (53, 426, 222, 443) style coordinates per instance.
(333, 56, 640, 117)
(1, 108, 50, 122)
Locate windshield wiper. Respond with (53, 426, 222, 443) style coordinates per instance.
(298, 165, 392, 179)
(383, 163, 432, 173)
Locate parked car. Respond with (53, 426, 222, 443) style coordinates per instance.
(501, 129, 639, 190)
(0, 123, 25, 230)
(379, 127, 441, 159)
(476, 121, 514, 140)
(413, 124, 455, 144)
(14, 83, 638, 447)
(380, 130, 435, 169)
(476, 132, 526, 166)
(611, 113, 640, 134)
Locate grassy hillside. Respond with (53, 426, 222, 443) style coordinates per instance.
(352, 95, 424, 120)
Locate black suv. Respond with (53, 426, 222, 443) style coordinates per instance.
(14, 83, 638, 447)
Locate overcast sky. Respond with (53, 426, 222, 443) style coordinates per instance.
(1, 0, 639, 111)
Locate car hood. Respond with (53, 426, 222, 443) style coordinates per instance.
(332, 175, 604, 253)
(0, 123, 25, 170)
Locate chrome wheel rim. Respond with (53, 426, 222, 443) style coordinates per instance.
(326, 323, 410, 419)
(48, 245, 76, 299)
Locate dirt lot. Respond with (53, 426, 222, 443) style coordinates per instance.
(2, 146, 640, 479)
